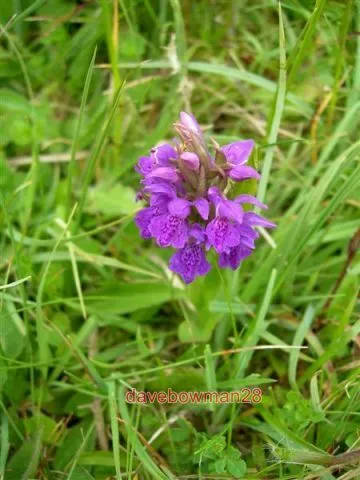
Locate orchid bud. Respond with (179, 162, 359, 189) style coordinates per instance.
(179, 112, 202, 134)
(180, 152, 200, 170)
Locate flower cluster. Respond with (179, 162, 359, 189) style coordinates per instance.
(135, 112, 275, 283)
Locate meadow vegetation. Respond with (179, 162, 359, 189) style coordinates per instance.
(0, 0, 359, 478)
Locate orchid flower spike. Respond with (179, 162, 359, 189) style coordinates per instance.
(135, 112, 275, 283)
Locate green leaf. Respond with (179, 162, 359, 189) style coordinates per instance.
(146, 367, 206, 392)
(118, 31, 146, 60)
(23, 414, 58, 445)
(80, 282, 184, 315)
(195, 433, 226, 459)
(0, 413, 9, 476)
(170, 426, 192, 442)
(47, 312, 72, 348)
(9, 118, 32, 145)
(6, 431, 43, 480)
(86, 182, 139, 217)
(0, 358, 7, 391)
(0, 88, 31, 113)
(178, 267, 221, 342)
(227, 457, 247, 478)
(227, 446, 242, 460)
(54, 419, 95, 471)
(178, 320, 213, 343)
(0, 300, 26, 359)
(213, 458, 226, 473)
(66, 466, 94, 480)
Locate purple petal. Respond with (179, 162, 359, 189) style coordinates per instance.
(144, 183, 176, 197)
(193, 197, 210, 220)
(229, 165, 260, 181)
(146, 167, 179, 183)
(180, 152, 200, 170)
(198, 255, 211, 276)
(217, 200, 243, 224)
(151, 144, 177, 166)
(235, 194, 268, 210)
(244, 212, 276, 229)
(219, 244, 253, 270)
(189, 224, 206, 243)
(206, 218, 241, 253)
(218, 252, 229, 269)
(169, 243, 211, 284)
(135, 156, 153, 176)
(208, 186, 222, 205)
(221, 140, 254, 166)
(150, 193, 171, 208)
(238, 225, 258, 249)
(149, 214, 189, 248)
(168, 198, 191, 219)
(135, 206, 165, 239)
(135, 209, 153, 239)
(239, 223, 260, 240)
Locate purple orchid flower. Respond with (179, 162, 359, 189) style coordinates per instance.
(134, 112, 276, 283)
(151, 143, 177, 165)
(206, 217, 242, 254)
(221, 140, 254, 165)
(142, 166, 179, 184)
(148, 197, 191, 248)
(135, 144, 176, 175)
(217, 223, 259, 270)
(169, 243, 211, 284)
(135, 203, 167, 239)
(218, 244, 253, 270)
(135, 156, 154, 176)
(221, 140, 260, 181)
(193, 197, 209, 220)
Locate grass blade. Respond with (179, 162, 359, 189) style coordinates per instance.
(257, 2, 286, 204)
(108, 380, 122, 480)
(118, 385, 175, 479)
(327, 0, 353, 127)
(287, 0, 327, 87)
(235, 268, 277, 379)
(288, 305, 315, 391)
(75, 84, 125, 229)
(113, 60, 312, 116)
(0, 413, 9, 476)
(66, 47, 97, 218)
(35, 206, 77, 378)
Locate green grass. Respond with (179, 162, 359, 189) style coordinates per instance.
(0, 0, 360, 479)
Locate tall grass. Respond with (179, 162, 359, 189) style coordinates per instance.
(0, 1, 359, 479)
